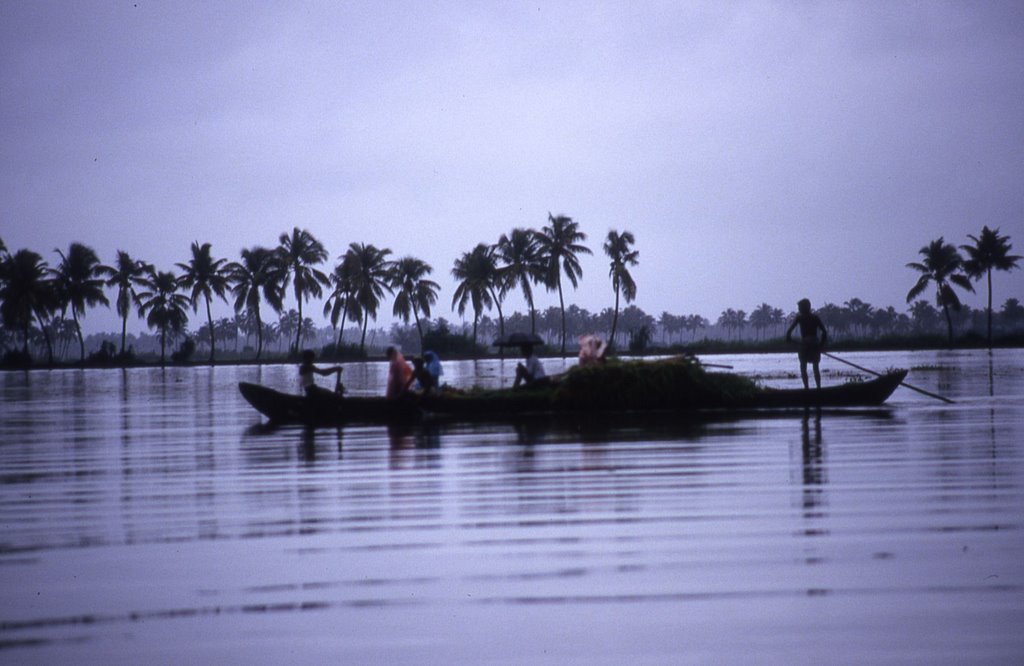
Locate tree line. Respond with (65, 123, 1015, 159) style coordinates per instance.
(0, 214, 639, 364)
(0, 222, 1019, 365)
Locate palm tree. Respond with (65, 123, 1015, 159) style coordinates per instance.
(344, 242, 393, 353)
(277, 228, 329, 353)
(603, 230, 638, 349)
(390, 256, 440, 352)
(906, 237, 975, 344)
(536, 213, 591, 354)
(961, 227, 1021, 346)
(451, 244, 498, 351)
(225, 247, 283, 360)
(137, 269, 190, 364)
(494, 228, 546, 334)
(98, 250, 152, 356)
(323, 253, 360, 351)
(176, 241, 230, 363)
(0, 249, 57, 359)
(52, 243, 109, 361)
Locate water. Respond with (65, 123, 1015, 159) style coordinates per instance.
(1, 350, 1022, 663)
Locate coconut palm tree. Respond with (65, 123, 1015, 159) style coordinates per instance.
(536, 213, 591, 354)
(906, 237, 975, 344)
(0, 248, 58, 360)
(323, 252, 360, 351)
(961, 227, 1021, 347)
(451, 243, 501, 351)
(344, 243, 393, 353)
(277, 228, 329, 354)
(52, 243, 109, 361)
(225, 247, 283, 360)
(137, 269, 190, 365)
(98, 250, 152, 356)
(494, 228, 546, 334)
(390, 256, 440, 352)
(603, 230, 638, 349)
(176, 242, 230, 363)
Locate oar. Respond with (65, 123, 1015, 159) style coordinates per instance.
(822, 351, 954, 404)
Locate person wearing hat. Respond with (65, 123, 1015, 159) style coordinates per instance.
(785, 298, 828, 389)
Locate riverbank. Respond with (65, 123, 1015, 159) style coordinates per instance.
(3, 331, 1023, 371)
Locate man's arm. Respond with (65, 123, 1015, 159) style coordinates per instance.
(785, 318, 798, 342)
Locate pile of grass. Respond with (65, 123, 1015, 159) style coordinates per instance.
(552, 356, 759, 411)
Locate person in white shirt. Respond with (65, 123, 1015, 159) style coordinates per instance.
(513, 343, 549, 388)
(299, 349, 343, 396)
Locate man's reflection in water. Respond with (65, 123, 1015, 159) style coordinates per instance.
(801, 408, 825, 513)
(300, 426, 317, 462)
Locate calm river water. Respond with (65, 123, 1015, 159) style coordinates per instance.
(1, 350, 1022, 663)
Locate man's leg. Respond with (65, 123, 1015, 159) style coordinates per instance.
(812, 361, 821, 389)
(799, 361, 809, 389)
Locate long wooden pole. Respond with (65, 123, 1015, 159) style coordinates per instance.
(822, 351, 954, 404)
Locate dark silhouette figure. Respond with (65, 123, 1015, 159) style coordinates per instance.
(786, 298, 828, 389)
(299, 349, 343, 397)
(404, 355, 438, 394)
(513, 344, 549, 388)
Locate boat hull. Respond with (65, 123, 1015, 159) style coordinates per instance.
(239, 369, 907, 426)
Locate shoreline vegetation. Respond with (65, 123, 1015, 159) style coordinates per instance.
(2, 332, 1022, 372)
(2, 223, 1020, 371)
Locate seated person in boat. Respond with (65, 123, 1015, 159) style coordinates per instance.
(577, 334, 608, 366)
(299, 349, 344, 397)
(785, 298, 828, 389)
(386, 346, 414, 399)
(514, 343, 550, 389)
(423, 350, 443, 389)
(407, 351, 442, 394)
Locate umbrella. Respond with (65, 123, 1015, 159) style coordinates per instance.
(493, 332, 544, 347)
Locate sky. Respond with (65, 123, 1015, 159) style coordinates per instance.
(2, 1, 1023, 336)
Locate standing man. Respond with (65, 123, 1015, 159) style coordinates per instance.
(785, 298, 828, 389)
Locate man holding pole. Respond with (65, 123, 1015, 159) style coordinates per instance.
(786, 298, 828, 390)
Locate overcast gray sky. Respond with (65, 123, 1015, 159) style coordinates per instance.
(2, 1, 1022, 335)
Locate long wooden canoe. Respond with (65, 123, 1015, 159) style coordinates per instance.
(238, 368, 907, 426)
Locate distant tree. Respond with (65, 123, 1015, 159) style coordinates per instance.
(225, 247, 284, 360)
(277, 309, 300, 352)
(177, 241, 230, 363)
(749, 303, 776, 340)
(684, 314, 708, 341)
(98, 250, 152, 356)
(344, 243, 393, 353)
(277, 228, 329, 354)
(961, 227, 1021, 347)
(137, 270, 190, 365)
(603, 230, 639, 349)
(536, 213, 591, 354)
(908, 300, 942, 334)
(843, 298, 875, 338)
(52, 243, 109, 361)
(1000, 298, 1024, 331)
(906, 237, 974, 343)
(390, 256, 440, 352)
(658, 311, 676, 345)
(495, 228, 546, 334)
(717, 308, 747, 340)
(451, 243, 498, 351)
(324, 252, 359, 350)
